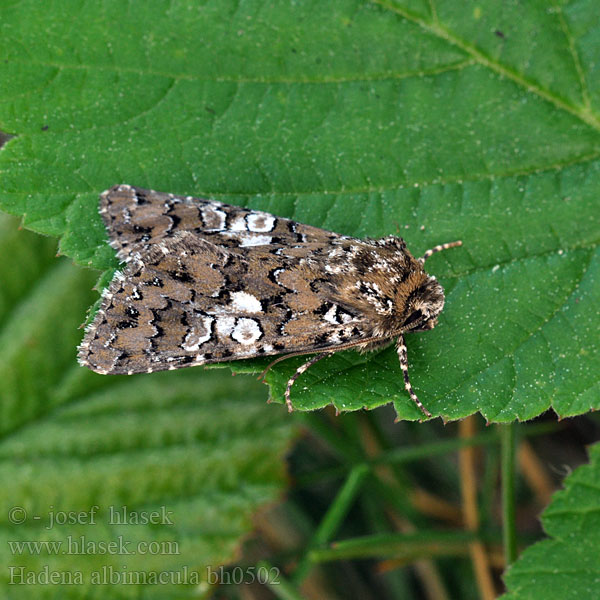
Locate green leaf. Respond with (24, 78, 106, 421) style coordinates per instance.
(0, 0, 598, 421)
(0, 213, 295, 597)
(502, 443, 600, 600)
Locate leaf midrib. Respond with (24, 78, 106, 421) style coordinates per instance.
(372, 0, 600, 131)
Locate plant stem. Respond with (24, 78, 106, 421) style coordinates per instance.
(309, 530, 477, 562)
(501, 423, 518, 565)
(256, 560, 306, 600)
(459, 416, 496, 600)
(294, 422, 557, 487)
(292, 462, 369, 584)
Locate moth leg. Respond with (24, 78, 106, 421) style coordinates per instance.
(285, 353, 332, 413)
(419, 240, 462, 264)
(258, 350, 310, 383)
(396, 336, 432, 418)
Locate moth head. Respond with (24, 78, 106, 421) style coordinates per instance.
(400, 275, 445, 332)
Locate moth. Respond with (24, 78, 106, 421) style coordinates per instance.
(78, 185, 461, 418)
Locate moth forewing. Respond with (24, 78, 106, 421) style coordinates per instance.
(78, 185, 461, 418)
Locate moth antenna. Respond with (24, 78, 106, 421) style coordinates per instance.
(419, 240, 462, 264)
(284, 353, 332, 412)
(396, 335, 432, 418)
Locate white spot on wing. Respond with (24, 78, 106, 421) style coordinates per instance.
(325, 264, 343, 274)
(324, 305, 339, 324)
(219, 231, 273, 246)
(231, 318, 262, 345)
(201, 207, 226, 230)
(230, 291, 262, 313)
(247, 213, 276, 232)
(182, 316, 214, 351)
(340, 311, 353, 323)
(239, 234, 273, 247)
(216, 316, 236, 336)
(272, 268, 285, 284)
(229, 214, 247, 231)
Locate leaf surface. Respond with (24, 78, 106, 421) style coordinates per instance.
(0, 0, 598, 420)
(502, 443, 600, 600)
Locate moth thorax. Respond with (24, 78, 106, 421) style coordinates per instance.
(398, 275, 445, 332)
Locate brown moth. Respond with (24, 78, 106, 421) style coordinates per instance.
(78, 185, 461, 417)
